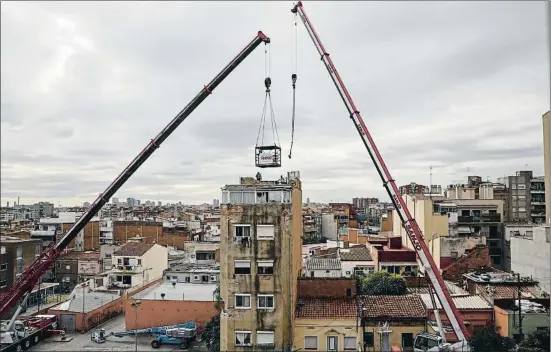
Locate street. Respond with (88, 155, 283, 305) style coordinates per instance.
(28, 314, 207, 352)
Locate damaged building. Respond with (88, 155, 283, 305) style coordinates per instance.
(219, 171, 303, 351)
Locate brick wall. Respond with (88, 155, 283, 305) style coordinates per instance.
(61, 222, 101, 251)
(113, 223, 191, 249)
(298, 278, 357, 298)
(442, 246, 489, 281)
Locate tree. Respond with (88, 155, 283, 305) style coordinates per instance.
(359, 271, 407, 295)
(470, 324, 515, 352)
(202, 315, 220, 352)
(518, 328, 550, 352)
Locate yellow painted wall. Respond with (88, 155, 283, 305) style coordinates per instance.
(543, 111, 550, 224)
(363, 323, 425, 352)
(293, 319, 361, 351)
(494, 306, 510, 337)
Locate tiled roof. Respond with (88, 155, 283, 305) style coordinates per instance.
(306, 257, 341, 271)
(359, 295, 426, 320)
(475, 284, 545, 300)
(340, 246, 372, 261)
(420, 294, 492, 310)
(295, 297, 357, 319)
(313, 247, 339, 258)
(59, 251, 100, 261)
(113, 242, 155, 257)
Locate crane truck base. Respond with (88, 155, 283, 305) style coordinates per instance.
(0, 315, 65, 352)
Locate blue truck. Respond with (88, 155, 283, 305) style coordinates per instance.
(91, 321, 196, 349)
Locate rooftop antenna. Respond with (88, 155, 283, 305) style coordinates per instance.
(429, 165, 433, 200)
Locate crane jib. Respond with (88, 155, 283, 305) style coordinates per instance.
(0, 31, 270, 318)
(291, 0, 470, 343)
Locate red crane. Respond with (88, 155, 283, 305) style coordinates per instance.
(291, 0, 471, 346)
(0, 31, 271, 318)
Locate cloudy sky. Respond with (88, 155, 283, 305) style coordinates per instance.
(1, 1, 549, 206)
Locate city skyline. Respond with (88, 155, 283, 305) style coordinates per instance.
(1, 1, 548, 206)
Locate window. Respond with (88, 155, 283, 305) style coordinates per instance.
(451, 251, 458, 259)
(16, 259, 22, 274)
(304, 336, 318, 350)
(0, 264, 7, 271)
(512, 184, 517, 189)
(234, 260, 251, 275)
(210, 276, 217, 282)
(16, 245, 22, 258)
(235, 331, 251, 346)
(346, 288, 352, 297)
(257, 225, 275, 240)
(257, 294, 275, 309)
(364, 332, 374, 347)
(0, 281, 6, 288)
(65, 265, 71, 270)
(518, 195, 526, 200)
(257, 260, 274, 275)
(235, 294, 251, 309)
(0, 246, 5, 255)
(137, 259, 142, 265)
(35, 244, 41, 257)
(256, 331, 274, 345)
(344, 336, 357, 350)
(235, 225, 251, 238)
(518, 207, 526, 212)
(185, 276, 191, 283)
(518, 184, 526, 190)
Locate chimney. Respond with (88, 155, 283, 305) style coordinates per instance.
(343, 241, 349, 249)
(389, 236, 402, 249)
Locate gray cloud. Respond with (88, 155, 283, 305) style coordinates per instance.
(1, 1, 548, 206)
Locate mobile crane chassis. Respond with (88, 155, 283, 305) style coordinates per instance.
(2, 2, 470, 349)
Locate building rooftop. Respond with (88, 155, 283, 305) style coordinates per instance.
(132, 282, 217, 301)
(59, 251, 100, 261)
(339, 246, 372, 261)
(420, 294, 492, 310)
(166, 263, 220, 274)
(295, 297, 357, 319)
(359, 295, 426, 320)
(474, 284, 546, 300)
(306, 257, 341, 271)
(52, 290, 119, 313)
(463, 271, 538, 285)
(0, 235, 40, 244)
(113, 242, 155, 257)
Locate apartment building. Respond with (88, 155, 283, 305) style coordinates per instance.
(509, 225, 550, 292)
(0, 236, 42, 293)
(508, 170, 533, 221)
(30, 212, 101, 251)
(219, 171, 302, 351)
(108, 242, 168, 289)
(530, 176, 546, 223)
(55, 251, 101, 289)
(543, 111, 550, 224)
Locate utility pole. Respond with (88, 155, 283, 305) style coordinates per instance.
(517, 273, 524, 341)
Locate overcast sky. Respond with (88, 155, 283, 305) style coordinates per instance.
(1, 1, 549, 207)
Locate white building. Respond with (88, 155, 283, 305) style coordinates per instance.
(321, 213, 337, 240)
(510, 225, 550, 292)
(108, 242, 168, 289)
(304, 257, 341, 278)
(339, 245, 375, 277)
(164, 263, 220, 284)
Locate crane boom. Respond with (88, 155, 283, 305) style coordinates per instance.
(291, 1, 470, 342)
(0, 31, 271, 317)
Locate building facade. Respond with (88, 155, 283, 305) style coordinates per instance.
(0, 236, 42, 293)
(219, 172, 302, 351)
(543, 111, 550, 224)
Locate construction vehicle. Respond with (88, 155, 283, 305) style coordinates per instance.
(91, 321, 196, 349)
(2, 3, 472, 351)
(0, 30, 270, 317)
(290, 2, 470, 351)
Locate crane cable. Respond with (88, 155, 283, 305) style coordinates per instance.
(288, 10, 298, 159)
(256, 43, 281, 149)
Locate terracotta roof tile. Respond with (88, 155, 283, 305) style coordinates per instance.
(306, 257, 341, 271)
(340, 246, 372, 261)
(359, 295, 426, 320)
(295, 297, 357, 319)
(114, 242, 155, 257)
(475, 284, 544, 300)
(59, 251, 100, 261)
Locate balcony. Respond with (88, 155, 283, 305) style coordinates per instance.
(530, 188, 545, 194)
(457, 214, 501, 223)
(531, 212, 546, 218)
(112, 265, 141, 273)
(30, 230, 57, 237)
(100, 226, 113, 232)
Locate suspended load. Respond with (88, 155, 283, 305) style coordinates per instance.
(255, 43, 282, 168)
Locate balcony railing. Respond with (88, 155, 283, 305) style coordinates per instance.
(457, 214, 501, 223)
(531, 212, 546, 217)
(112, 265, 141, 272)
(530, 188, 545, 193)
(30, 230, 57, 237)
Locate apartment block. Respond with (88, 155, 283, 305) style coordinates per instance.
(0, 236, 42, 293)
(530, 176, 546, 223)
(219, 171, 302, 351)
(508, 170, 533, 221)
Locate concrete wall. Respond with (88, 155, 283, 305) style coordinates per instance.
(297, 278, 356, 298)
(322, 213, 337, 240)
(510, 225, 550, 292)
(124, 298, 219, 330)
(293, 319, 361, 351)
(341, 261, 375, 277)
(141, 244, 169, 283)
(439, 236, 486, 270)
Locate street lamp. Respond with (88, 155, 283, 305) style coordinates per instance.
(131, 300, 141, 352)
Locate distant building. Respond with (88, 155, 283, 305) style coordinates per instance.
(0, 236, 42, 293)
(399, 182, 441, 196)
(509, 224, 550, 292)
